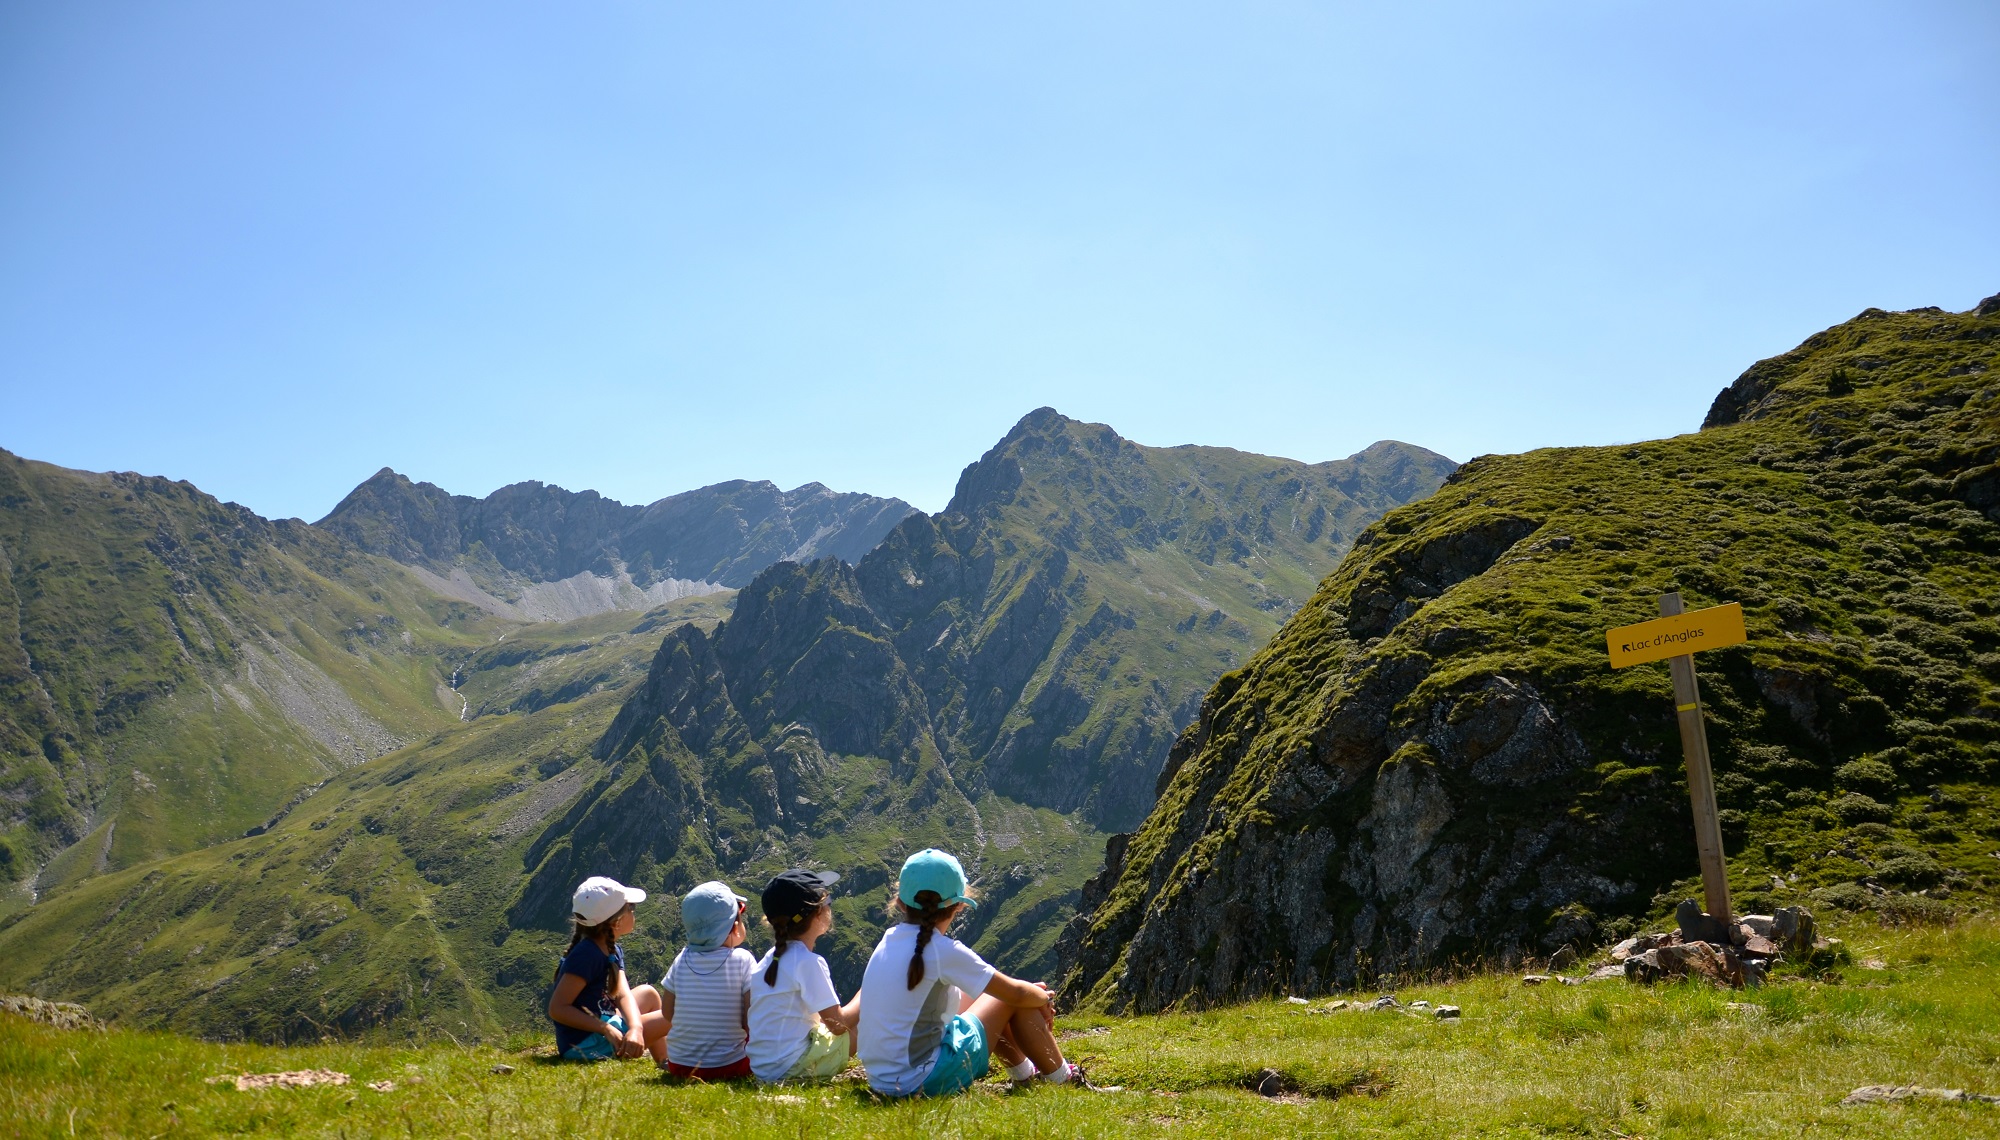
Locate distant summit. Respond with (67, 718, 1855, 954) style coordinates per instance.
(316, 470, 917, 598)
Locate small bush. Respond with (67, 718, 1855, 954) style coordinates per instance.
(1833, 758, 1900, 796)
(1813, 883, 1871, 911)
(1831, 793, 1894, 824)
(1874, 895, 1955, 926)
(1875, 854, 1944, 889)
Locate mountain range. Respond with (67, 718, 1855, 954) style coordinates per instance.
(1061, 295, 2000, 1012)
(0, 413, 1451, 1039)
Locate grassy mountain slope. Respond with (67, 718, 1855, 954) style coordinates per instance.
(0, 453, 526, 905)
(0, 598, 726, 1040)
(1063, 297, 2000, 1012)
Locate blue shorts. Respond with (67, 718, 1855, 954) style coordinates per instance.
(918, 1012, 990, 1096)
(562, 1012, 628, 1061)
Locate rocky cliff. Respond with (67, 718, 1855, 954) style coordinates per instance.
(1061, 298, 2000, 1012)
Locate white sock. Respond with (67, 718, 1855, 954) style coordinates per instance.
(1038, 1061, 1074, 1084)
(1006, 1058, 1038, 1081)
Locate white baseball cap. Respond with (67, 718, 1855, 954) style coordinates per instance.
(572, 876, 647, 926)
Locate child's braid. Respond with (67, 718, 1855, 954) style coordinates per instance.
(763, 903, 821, 987)
(905, 890, 945, 990)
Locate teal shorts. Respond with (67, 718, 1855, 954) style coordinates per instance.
(562, 1012, 628, 1061)
(918, 1012, 990, 1096)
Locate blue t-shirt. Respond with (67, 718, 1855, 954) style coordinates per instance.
(551, 939, 624, 1054)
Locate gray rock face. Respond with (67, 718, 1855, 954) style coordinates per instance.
(317, 469, 917, 589)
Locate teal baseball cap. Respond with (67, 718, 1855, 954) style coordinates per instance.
(898, 848, 976, 909)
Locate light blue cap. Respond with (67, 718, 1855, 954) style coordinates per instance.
(897, 848, 976, 910)
(681, 880, 748, 948)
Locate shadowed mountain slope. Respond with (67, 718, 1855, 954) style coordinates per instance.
(1061, 298, 2000, 1013)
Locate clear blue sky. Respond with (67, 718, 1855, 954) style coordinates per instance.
(3, 3, 1996, 520)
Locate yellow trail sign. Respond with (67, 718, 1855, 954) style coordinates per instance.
(1605, 602, 1746, 669)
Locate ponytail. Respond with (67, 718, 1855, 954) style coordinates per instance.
(763, 901, 825, 987)
(552, 913, 621, 986)
(903, 890, 947, 990)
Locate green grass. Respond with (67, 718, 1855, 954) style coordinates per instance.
(6, 915, 1998, 1137)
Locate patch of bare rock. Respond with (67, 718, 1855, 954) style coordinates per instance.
(0, 994, 103, 1031)
(1843, 1084, 2000, 1106)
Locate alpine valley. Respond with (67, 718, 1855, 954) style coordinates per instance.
(0, 413, 1451, 1040)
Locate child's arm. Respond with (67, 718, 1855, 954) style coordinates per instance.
(982, 970, 1054, 1011)
(826, 986, 862, 1037)
(609, 967, 647, 1058)
(547, 973, 616, 1039)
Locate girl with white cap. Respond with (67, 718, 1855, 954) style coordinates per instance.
(547, 875, 651, 1061)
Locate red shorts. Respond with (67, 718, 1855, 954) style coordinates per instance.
(663, 1056, 751, 1081)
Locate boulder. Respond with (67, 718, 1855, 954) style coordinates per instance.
(1625, 941, 1739, 986)
(1675, 899, 1738, 947)
(1774, 907, 1817, 956)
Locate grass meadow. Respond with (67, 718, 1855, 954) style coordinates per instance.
(4, 914, 1998, 1137)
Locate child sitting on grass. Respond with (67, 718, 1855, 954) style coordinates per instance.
(546, 876, 651, 1061)
(857, 849, 1081, 1097)
(748, 869, 860, 1083)
(653, 880, 757, 1080)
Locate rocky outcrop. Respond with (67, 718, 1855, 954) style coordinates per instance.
(1063, 298, 2000, 1013)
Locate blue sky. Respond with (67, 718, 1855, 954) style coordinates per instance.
(3, 2, 1996, 520)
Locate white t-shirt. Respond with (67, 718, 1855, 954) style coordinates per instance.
(747, 942, 843, 1081)
(661, 945, 755, 1069)
(856, 923, 997, 1095)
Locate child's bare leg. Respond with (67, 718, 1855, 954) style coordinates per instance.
(965, 993, 1032, 1069)
(1007, 1005, 1063, 1073)
(631, 984, 668, 1064)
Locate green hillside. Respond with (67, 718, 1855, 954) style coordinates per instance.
(0, 454, 508, 906)
(1063, 297, 2000, 1012)
(0, 598, 726, 1041)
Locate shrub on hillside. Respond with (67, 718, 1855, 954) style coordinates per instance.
(1833, 758, 1900, 796)
(1832, 792, 1895, 824)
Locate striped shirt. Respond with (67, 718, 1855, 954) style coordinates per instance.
(662, 946, 755, 1069)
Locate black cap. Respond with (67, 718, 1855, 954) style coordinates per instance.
(762, 869, 840, 925)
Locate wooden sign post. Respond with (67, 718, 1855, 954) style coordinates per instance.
(1605, 594, 1748, 927)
